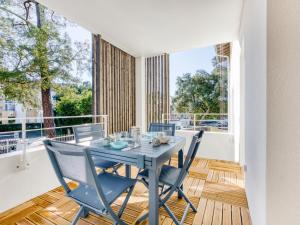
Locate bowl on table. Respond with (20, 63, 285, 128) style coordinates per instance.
(110, 141, 128, 150)
(158, 136, 170, 144)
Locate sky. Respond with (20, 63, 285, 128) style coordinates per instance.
(169, 46, 216, 96)
(66, 23, 217, 95)
(66, 25, 92, 82)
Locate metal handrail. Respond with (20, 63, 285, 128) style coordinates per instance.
(0, 115, 108, 156)
(161, 113, 228, 132)
(0, 114, 108, 121)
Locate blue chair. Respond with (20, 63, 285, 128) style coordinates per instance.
(137, 130, 204, 225)
(73, 124, 121, 174)
(44, 140, 136, 225)
(149, 123, 176, 165)
(148, 123, 175, 136)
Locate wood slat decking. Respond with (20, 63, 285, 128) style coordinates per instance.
(0, 157, 251, 225)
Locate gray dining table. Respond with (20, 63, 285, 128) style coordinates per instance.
(82, 135, 186, 225)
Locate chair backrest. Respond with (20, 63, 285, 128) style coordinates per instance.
(148, 123, 176, 136)
(44, 139, 116, 215)
(179, 130, 204, 183)
(73, 124, 105, 143)
(185, 130, 204, 171)
(44, 140, 96, 187)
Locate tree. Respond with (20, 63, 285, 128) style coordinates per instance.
(55, 83, 92, 116)
(172, 68, 228, 115)
(0, 0, 90, 137)
(54, 83, 92, 126)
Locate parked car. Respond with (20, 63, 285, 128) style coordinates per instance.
(199, 119, 228, 130)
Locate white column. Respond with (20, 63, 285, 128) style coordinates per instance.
(239, 1, 267, 224)
(135, 57, 146, 132)
(230, 41, 242, 163)
(267, 1, 300, 224)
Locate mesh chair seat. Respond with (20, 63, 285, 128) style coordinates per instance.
(138, 165, 182, 186)
(92, 157, 119, 170)
(69, 173, 136, 212)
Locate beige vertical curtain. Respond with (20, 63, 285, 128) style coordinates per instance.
(92, 35, 136, 134)
(145, 53, 170, 128)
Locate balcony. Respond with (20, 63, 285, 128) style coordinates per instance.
(0, 157, 250, 225)
(0, 115, 249, 225)
(0, 1, 255, 224)
(1, 0, 298, 224)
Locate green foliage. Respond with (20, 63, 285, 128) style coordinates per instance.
(54, 83, 92, 126)
(0, 0, 90, 108)
(172, 68, 228, 113)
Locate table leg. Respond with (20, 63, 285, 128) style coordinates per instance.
(149, 166, 160, 225)
(125, 165, 131, 178)
(178, 149, 183, 199)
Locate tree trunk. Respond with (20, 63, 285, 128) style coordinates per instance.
(35, 2, 55, 138)
(92, 34, 101, 123)
(41, 88, 55, 137)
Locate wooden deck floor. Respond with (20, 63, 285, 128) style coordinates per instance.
(0, 157, 252, 225)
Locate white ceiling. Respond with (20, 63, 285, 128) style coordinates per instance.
(38, 0, 243, 57)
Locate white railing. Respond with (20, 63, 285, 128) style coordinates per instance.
(0, 115, 108, 155)
(162, 113, 228, 132)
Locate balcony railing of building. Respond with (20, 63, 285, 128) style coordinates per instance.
(162, 113, 228, 132)
(0, 115, 108, 156)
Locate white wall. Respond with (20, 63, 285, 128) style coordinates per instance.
(230, 41, 242, 163)
(267, 1, 300, 224)
(135, 57, 146, 132)
(176, 130, 235, 161)
(0, 149, 59, 212)
(239, 0, 267, 225)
